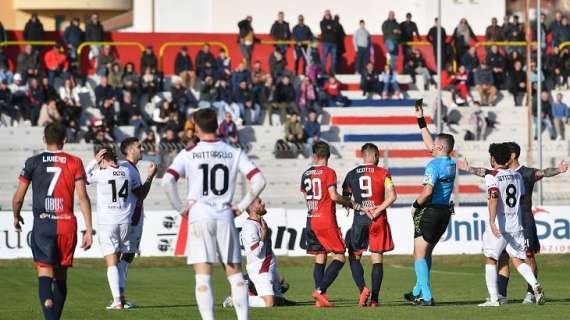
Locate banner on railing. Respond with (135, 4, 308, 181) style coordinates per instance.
(1, 207, 569, 260)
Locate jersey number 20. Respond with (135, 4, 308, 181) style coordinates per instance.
(304, 178, 322, 200)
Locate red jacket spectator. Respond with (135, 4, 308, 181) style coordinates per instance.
(323, 77, 342, 96)
(44, 47, 69, 71)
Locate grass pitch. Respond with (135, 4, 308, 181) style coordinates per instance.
(1, 255, 569, 319)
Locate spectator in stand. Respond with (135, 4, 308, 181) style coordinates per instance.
(63, 18, 83, 62)
(469, 101, 487, 140)
(180, 120, 199, 148)
(270, 11, 291, 54)
(120, 90, 148, 139)
(298, 76, 319, 120)
(528, 61, 545, 94)
(304, 109, 321, 145)
(230, 62, 251, 91)
(552, 93, 568, 140)
(233, 80, 261, 125)
(452, 18, 477, 64)
(140, 45, 157, 73)
(273, 75, 298, 124)
(268, 49, 289, 81)
(292, 15, 313, 75)
(44, 44, 69, 85)
(485, 45, 506, 89)
(38, 99, 61, 127)
(506, 50, 524, 74)
(107, 62, 123, 88)
(199, 75, 217, 108)
(381, 65, 402, 99)
(9, 74, 28, 123)
(255, 76, 275, 125)
(533, 91, 556, 141)
(400, 12, 420, 65)
(505, 15, 525, 55)
(215, 77, 240, 122)
(382, 11, 401, 68)
(153, 100, 172, 134)
(507, 60, 526, 106)
(251, 60, 266, 85)
(550, 11, 564, 48)
(142, 130, 158, 157)
(0, 80, 15, 126)
(219, 112, 239, 145)
(16, 45, 39, 83)
(461, 47, 480, 87)
(403, 49, 433, 90)
(353, 20, 371, 75)
(122, 62, 139, 85)
(485, 17, 504, 43)
(95, 75, 115, 108)
(454, 65, 470, 105)
(23, 13, 44, 45)
(139, 67, 158, 106)
(0, 47, 9, 74)
(174, 46, 194, 79)
(216, 49, 232, 79)
(86, 13, 106, 63)
(320, 10, 340, 74)
(531, 13, 548, 51)
(334, 14, 346, 73)
(40, 77, 58, 103)
(361, 62, 380, 98)
(160, 127, 182, 168)
(553, 15, 570, 49)
(284, 112, 304, 143)
(427, 18, 449, 67)
(59, 79, 82, 125)
(27, 77, 44, 126)
(96, 45, 115, 76)
(474, 62, 497, 106)
(323, 74, 349, 106)
(195, 44, 216, 79)
(238, 15, 256, 68)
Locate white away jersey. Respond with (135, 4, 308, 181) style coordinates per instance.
(241, 218, 275, 274)
(167, 140, 259, 223)
(119, 161, 144, 225)
(485, 168, 526, 233)
(87, 165, 136, 225)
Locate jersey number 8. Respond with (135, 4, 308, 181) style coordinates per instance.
(505, 184, 517, 208)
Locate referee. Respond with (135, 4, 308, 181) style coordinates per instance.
(405, 100, 456, 306)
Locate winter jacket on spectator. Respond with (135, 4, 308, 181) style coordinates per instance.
(174, 51, 193, 75)
(400, 20, 419, 42)
(284, 117, 304, 140)
(485, 23, 503, 41)
(230, 68, 251, 91)
(38, 102, 61, 126)
(42, 81, 59, 102)
(44, 48, 69, 71)
(360, 69, 379, 93)
(323, 79, 342, 96)
(219, 119, 238, 141)
(95, 84, 115, 108)
(63, 24, 83, 49)
(461, 50, 479, 72)
(474, 65, 494, 86)
(216, 82, 233, 103)
(320, 18, 339, 44)
(485, 51, 505, 71)
(195, 51, 216, 76)
(238, 19, 255, 43)
(86, 21, 105, 41)
(552, 19, 570, 46)
(292, 24, 313, 42)
(140, 52, 158, 73)
(508, 69, 526, 93)
(268, 52, 287, 78)
(304, 119, 321, 139)
(382, 18, 401, 42)
(200, 81, 218, 103)
(274, 82, 296, 103)
(532, 97, 552, 118)
(23, 18, 44, 41)
(298, 80, 317, 108)
(234, 87, 253, 104)
(270, 20, 291, 41)
(16, 51, 39, 75)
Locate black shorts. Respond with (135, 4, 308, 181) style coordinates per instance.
(521, 210, 540, 254)
(345, 217, 394, 255)
(414, 205, 451, 245)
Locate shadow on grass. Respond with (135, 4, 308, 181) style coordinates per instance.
(136, 304, 196, 309)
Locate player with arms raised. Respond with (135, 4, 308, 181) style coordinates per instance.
(478, 143, 544, 306)
(342, 143, 397, 307)
(162, 108, 266, 320)
(301, 141, 361, 307)
(459, 142, 566, 304)
(12, 123, 93, 320)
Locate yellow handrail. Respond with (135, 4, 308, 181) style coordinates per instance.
(77, 41, 146, 56)
(402, 41, 431, 46)
(158, 41, 230, 70)
(559, 41, 570, 50)
(0, 40, 56, 47)
(474, 41, 535, 47)
(259, 40, 312, 46)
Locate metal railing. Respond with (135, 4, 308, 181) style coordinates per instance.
(76, 41, 146, 56)
(0, 40, 56, 47)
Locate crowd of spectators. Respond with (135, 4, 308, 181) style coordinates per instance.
(0, 9, 569, 164)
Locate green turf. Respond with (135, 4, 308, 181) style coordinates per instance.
(1, 255, 569, 319)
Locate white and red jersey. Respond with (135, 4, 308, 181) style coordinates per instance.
(119, 160, 144, 226)
(241, 218, 275, 274)
(485, 168, 526, 233)
(87, 164, 137, 225)
(166, 139, 260, 223)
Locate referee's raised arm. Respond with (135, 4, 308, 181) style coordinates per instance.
(414, 99, 434, 152)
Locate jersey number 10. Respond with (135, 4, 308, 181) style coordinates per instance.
(199, 164, 229, 196)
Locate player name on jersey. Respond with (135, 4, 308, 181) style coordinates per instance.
(192, 151, 234, 159)
(42, 155, 67, 163)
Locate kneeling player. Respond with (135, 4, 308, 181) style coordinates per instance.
(224, 197, 294, 308)
(301, 141, 360, 307)
(479, 143, 545, 307)
(342, 143, 397, 307)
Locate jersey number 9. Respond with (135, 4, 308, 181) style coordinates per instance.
(359, 176, 372, 198)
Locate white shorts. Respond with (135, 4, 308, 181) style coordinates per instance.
(483, 230, 527, 260)
(98, 223, 130, 256)
(126, 221, 144, 253)
(247, 258, 281, 297)
(187, 219, 241, 265)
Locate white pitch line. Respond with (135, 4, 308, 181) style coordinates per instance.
(391, 264, 479, 276)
